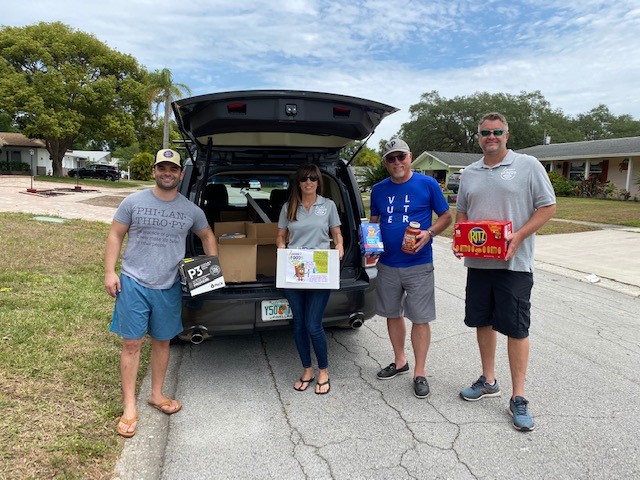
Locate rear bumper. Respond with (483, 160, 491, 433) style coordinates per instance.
(180, 271, 377, 338)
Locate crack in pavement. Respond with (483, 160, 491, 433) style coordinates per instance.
(259, 333, 333, 479)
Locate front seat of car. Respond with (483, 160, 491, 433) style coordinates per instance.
(269, 188, 290, 221)
(203, 183, 229, 225)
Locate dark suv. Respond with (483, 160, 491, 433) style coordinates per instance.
(68, 164, 119, 181)
(446, 172, 461, 193)
(172, 90, 397, 343)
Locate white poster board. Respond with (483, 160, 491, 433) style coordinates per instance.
(276, 248, 340, 290)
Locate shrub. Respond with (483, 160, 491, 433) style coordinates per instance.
(361, 161, 388, 190)
(128, 152, 154, 181)
(576, 177, 617, 199)
(1, 160, 30, 172)
(548, 172, 577, 196)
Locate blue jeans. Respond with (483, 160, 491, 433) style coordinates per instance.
(284, 289, 331, 370)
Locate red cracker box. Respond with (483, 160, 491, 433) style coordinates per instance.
(452, 221, 512, 260)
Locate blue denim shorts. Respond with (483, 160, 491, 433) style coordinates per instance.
(109, 274, 183, 341)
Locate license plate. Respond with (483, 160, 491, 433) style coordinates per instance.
(261, 299, 293, 321)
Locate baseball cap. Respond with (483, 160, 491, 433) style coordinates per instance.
(382, 138, 411, 159)
(154, 149, 182, 168)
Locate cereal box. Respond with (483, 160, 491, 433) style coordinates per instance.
(359, 222, 384, 256)
(452, 221, 512, 260)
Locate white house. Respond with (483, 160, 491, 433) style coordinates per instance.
(0, 132, 114, 175)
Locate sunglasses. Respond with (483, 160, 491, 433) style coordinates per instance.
(385, 152, 408, 163)
(300, 175, 319, 182)
(479, 129, 506, 137)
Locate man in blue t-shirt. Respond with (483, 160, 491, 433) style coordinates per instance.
(370, 138, 451, 399)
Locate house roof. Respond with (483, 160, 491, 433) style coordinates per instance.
(517, 136, 640, 160)
(0, 132, 46, 148)
(414, 151, 480, 169)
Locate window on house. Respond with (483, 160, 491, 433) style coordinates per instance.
(569, 161, 586, 180)
(589, 161, 603, 178)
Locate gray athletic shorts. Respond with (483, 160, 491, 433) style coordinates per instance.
(375, 262, 436, 324)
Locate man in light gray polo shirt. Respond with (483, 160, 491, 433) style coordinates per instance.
(454, 112, 556, 432)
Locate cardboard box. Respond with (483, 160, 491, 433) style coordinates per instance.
(248, 222, 278, 277)
(215, 222, 257, 282)
(359, 222, 384, 256)
(179, 256, 226, 296)
(453, 221, 512, 259)
(276, 248, 340, 289)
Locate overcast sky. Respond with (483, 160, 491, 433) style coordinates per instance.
(4, 1, 640, 146)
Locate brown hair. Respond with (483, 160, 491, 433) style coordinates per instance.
(286, 163, 324, 221)
(478, 112, 509, 131)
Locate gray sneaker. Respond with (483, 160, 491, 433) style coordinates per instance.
(460, 376, 502, 401)
(376, 362, 410, 380)
(413, 376, 430, 399)
(508, 396, 535, 431)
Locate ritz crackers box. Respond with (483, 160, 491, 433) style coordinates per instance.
(452, 221, 512, 260)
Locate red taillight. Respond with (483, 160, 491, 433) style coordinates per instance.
(227, 102, 246, 114)
(333, 106, 350, 118)
(363, 255, 379, 267)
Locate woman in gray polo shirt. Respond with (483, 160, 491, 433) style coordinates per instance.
(276, 164, 343, 395)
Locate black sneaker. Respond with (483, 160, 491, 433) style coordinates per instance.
(376, 362, 410, 380)
(413, 376, 430, 398)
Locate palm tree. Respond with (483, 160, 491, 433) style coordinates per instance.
(147, 68, 192, 149)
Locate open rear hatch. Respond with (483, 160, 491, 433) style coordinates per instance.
(172, 90, 398, 153)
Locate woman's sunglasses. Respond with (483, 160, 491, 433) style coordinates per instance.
(300, 175, 319, 182)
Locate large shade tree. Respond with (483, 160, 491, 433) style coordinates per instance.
(399, 90, 582, 155)
(147, 68, 192, 149)
(0, 22, 148, 176)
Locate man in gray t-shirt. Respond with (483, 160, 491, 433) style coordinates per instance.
(105, 149, 218, 438)
(454, 113, 556, 432)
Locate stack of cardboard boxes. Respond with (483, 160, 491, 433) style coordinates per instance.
(214, 221, 279, 282)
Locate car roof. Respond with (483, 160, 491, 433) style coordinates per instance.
(172, 90, 398, 150)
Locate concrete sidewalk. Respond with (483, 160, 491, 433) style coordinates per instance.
(0, 175, 141, 223)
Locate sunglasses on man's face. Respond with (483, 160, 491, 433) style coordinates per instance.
(385, 152, 408, 163)
(479, 129, 506, 137)
(300, 175, 319, 182)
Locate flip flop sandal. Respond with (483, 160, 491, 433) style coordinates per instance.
(315, 379, 331, 395)
(148, 398, 182, 415)
(293, 377, 315, 392)
(117, 414, 138, 438)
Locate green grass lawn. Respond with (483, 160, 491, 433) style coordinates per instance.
(0, 213, 150, 479)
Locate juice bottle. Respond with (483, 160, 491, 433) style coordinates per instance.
(401, 221, 421, 254)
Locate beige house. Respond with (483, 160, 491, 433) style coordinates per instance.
(518, 136, 639, 197)
(411, 136, 640, 198)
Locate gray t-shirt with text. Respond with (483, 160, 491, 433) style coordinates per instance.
(114, 189, 209, 289)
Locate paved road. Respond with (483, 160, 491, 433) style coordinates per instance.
(2, 175, 639, 479)
(114, 242, 640, 480)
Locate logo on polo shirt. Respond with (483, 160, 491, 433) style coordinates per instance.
(501, 168, 516, 180)
(315, 205, 328, 216)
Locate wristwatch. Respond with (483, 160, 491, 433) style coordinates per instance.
(428, 229, 437, 239)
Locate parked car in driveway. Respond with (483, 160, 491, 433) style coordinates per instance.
(172, 89, 398, 343)
(68, 164, 119, 181)
(446, 172, 461, 193)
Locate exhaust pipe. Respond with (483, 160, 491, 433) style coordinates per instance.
(179, 326, 210, 345)
(348, 313, 364, 329)
(190, 329, 205, 345)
